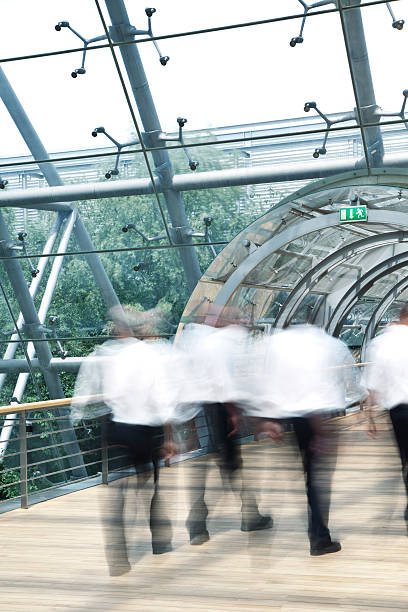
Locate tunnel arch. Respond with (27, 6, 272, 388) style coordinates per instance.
(181, 169, 408, 348)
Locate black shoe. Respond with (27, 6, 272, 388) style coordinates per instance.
(152, 543, 172, 555)
(310, 540, 341, 556)
(190, 531, 210, 545)
(241, 515, 273, 532)
(109, 561, 131, 576)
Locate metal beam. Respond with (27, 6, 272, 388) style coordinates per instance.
(339, 0, 384, 166)
(2, 153, 408, 207)
(0, 213, 78, 458)
(11, 211, 77, 403)
(0, 357, 84, 374)
(103, 0, 202, 292)
(0, 214, 64, 392)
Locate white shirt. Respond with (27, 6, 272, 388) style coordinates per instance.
(363, 324, 408, 409)
(252, 325, 361, 419)
(73, 338, 171, 426)
(174, 324, 250, 420)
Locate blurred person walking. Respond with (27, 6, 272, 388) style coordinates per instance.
(255, 324, 362, 556)
(72, 306, 173, 576)
(363, 303, 408, 525)
(176, 304, 272, 545)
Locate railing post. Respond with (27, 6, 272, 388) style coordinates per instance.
(19, 410, 28, 509)
(101, 416, 109, 485)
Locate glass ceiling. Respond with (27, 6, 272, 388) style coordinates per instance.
(0, 0, 408, 401)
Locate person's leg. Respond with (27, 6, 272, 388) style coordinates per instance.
(131, 426, 173, 554)
(216, 405, 272, 531)
(292, 416, 340, 555)
(103, 421, 132, 575)
(186, 411, 211, 544)
(389, 405, 408, 519)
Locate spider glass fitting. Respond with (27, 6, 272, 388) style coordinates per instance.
(0, 177, 8, 189)
(158, 118, 199, 171)
(47, 316, 67, 359)
(198, 216, 217, 258)
(290, 0, 404, 47)
(121, 224, 167, 272)
(16, 232, 40, 278)
(55, 8, 169, 78)
(91, 127, 140, 179)
(304, 90, 408, 158)
(93, 117, 199, 179)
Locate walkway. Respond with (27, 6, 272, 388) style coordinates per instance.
(1, 412, 407, 611)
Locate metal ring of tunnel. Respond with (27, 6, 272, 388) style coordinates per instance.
(211, 210, 408, 324)
(274, 230, 408, 328)
(360, 275, 408, 360)
(327, 254, 408, 336)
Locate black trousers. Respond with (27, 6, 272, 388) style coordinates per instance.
(389, 404, 408, 501)
(104, 421, 172, 566)
(186, 403, 260, 538)
(291, 416, 338, 546)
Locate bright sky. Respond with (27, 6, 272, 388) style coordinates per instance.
(0, 0, 407, 157)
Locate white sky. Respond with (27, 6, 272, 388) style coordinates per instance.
(0, 0, 407, 157)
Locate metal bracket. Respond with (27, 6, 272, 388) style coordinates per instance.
(47, 316, 67, 359)
(304, 91, 408, 159)
(17, 232, 40, 278)
(121, 223, 167, 271)
(109, 8, 170, 65)
(91, 127, 140, 179)
(158, 118, 199, 171)
(54, 21, 107, 78)
(21, 322, 47, 336)
(55, 8, 169, 77)
(290, 1, 403, 47)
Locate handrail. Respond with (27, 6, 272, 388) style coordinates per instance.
(0, 395, 102, 415)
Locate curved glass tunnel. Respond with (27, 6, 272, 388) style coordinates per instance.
(181, 169, 408, 358)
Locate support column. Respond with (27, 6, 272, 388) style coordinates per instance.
(104, 0, 202, 292)
(339, 0, 384, 166)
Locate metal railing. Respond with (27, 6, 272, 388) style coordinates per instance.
(0, 396, 362, 510)
(0, 398, 253, 510)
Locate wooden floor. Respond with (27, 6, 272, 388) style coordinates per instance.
(1, 412, 408, 611)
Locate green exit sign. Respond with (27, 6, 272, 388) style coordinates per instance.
(339, 205, 367, 222)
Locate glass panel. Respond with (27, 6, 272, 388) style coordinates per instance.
(2, 47, 138, 156)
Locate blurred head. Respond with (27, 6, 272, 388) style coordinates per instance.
(108, 305, 167, 339)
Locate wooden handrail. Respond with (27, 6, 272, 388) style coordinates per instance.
(0, 395, 103, 416)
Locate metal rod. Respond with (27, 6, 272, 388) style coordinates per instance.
(19, 412, 28, 509)
(4, 151, 408, 209)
